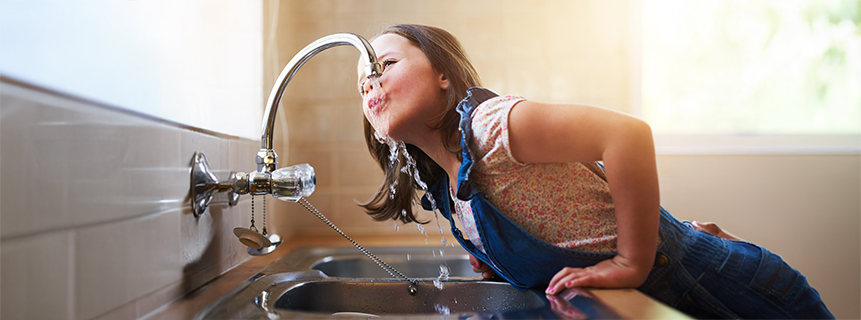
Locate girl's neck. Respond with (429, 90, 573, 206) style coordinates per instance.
(411, 131, 461, 192)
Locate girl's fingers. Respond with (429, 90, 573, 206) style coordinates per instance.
(468, 255, 482, 272)
(468, 254, 497, 279)
(547, 267, 587, 294)
(564, 273, 597, 288)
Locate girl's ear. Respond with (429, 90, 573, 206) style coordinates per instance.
(439, 73, 450, 90)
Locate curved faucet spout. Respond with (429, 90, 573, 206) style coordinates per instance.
(258, 33, 381, 172)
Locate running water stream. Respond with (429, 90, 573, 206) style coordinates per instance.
(376, 133, 454, 291)
(297, 75, 455, 304)
(295, 133, 454, 298)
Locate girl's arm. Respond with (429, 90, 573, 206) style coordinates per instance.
(506, 101, 661, 292)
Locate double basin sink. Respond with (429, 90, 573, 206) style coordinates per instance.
(194, 246, 621, 319)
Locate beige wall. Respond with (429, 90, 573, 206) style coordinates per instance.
(265, 1, 859, 318)
(656, 155, 859, 319)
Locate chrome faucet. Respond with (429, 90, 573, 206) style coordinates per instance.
(190, 33, 381, 217)
(259, 33, 382, 172)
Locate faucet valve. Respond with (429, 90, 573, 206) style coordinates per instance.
(256, 148, 279, 173)
(190, 152, 315, 217)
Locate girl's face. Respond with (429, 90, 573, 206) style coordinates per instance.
(359, 34, 449, 143)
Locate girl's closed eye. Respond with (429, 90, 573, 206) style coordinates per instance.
(382, 59, 397, 70)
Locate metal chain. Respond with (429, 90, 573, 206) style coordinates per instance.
(261, 197, 267, 235)
(250, 195, 257, 232)
(297, 197, 416, 285)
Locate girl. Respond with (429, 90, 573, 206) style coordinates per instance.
(357, 24, 833, 319)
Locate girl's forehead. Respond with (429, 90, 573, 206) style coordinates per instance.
(358, 34, 415, 79)
(371, 34, 412, 56)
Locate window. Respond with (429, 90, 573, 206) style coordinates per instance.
(640, 0, 860, 143)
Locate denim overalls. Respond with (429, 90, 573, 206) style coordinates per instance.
(421, 87, 834, 319)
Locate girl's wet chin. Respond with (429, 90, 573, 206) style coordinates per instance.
(365, 109, 390, 138)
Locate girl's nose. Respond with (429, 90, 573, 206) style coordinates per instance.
(363, 81, 373, 95)
(362, 76, 381, 95)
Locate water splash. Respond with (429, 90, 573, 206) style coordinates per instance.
(434, 304, 451, 315)
(375, 135, 456, 288)
(433, 279, 444, 290)
(439, 264, 451, 279)
(434, 263, 451, 290)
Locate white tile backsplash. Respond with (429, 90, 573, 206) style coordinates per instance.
(75, 210, 182, 320)
(1, 79, 266, 319)
(0, 231, 75, 320)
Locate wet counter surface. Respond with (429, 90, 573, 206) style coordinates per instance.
(146, 235, 690, 319)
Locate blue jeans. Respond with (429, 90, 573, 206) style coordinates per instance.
(640, 211, 834, 319)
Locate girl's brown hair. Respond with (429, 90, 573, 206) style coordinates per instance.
(359, 24, 482, 224)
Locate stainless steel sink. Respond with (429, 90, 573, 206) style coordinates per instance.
(274, 280, 543, 315)
(310, 248, 479, 278)
(194, 246, 621, 319)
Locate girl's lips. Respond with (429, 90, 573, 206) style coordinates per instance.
(367, 94, 385, 115)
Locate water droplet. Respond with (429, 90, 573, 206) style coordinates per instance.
(434, 303, 450, 315)
(433, 263, 450, 290)
(433, 279, 444, 290)
(439, 264, 451, 279)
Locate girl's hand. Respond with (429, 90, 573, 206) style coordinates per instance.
(545, 255, 650, 295)
(691, 221, 745, 242)
(469, 254, 497, 279)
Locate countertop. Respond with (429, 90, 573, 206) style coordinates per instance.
(144, 234, 689, 319)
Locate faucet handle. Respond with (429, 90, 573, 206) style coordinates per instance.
(270, 163, 316, 202)
(190, 152, 316, 216)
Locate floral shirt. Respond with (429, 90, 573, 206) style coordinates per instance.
(453, 95, 620, 253)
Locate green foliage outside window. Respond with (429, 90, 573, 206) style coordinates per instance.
(642, 0, 860, 134)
